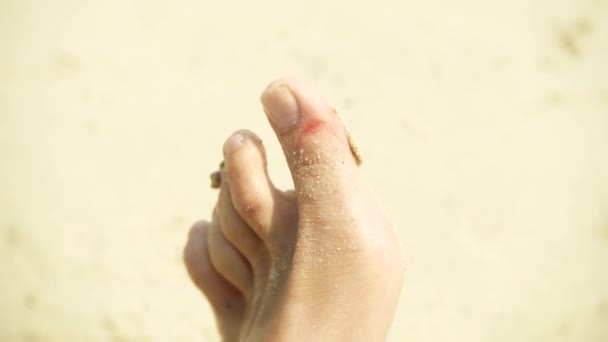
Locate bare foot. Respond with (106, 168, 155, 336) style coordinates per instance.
(184, 77, 405, 341)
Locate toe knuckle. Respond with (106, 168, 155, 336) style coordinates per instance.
(213, 256, 230, 271)
(220, 224, 246, 249)
(209, 248, 230, 271)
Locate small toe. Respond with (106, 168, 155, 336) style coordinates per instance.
(207, 212, 254, 299)
(217, 174, 269, 273)
(222, 130, 276, 238)
(183, 221, 244, 317)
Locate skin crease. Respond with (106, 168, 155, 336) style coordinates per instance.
(184, 77, 404, 341)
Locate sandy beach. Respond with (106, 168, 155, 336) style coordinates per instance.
(1, 0, 607, 341)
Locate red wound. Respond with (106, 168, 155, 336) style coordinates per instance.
(302, 119, 325, 134)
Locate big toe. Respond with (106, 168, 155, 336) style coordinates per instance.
(260, 77, 362, 206)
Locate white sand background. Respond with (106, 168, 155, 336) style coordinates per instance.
(1, 0, 607, 341)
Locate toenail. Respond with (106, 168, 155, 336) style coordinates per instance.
(261, 83, 300, 132)
(223, 133, 245, 155)
(210, 170, 221, 189)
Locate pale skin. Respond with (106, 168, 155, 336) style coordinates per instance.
(184, 77, 406, 341)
